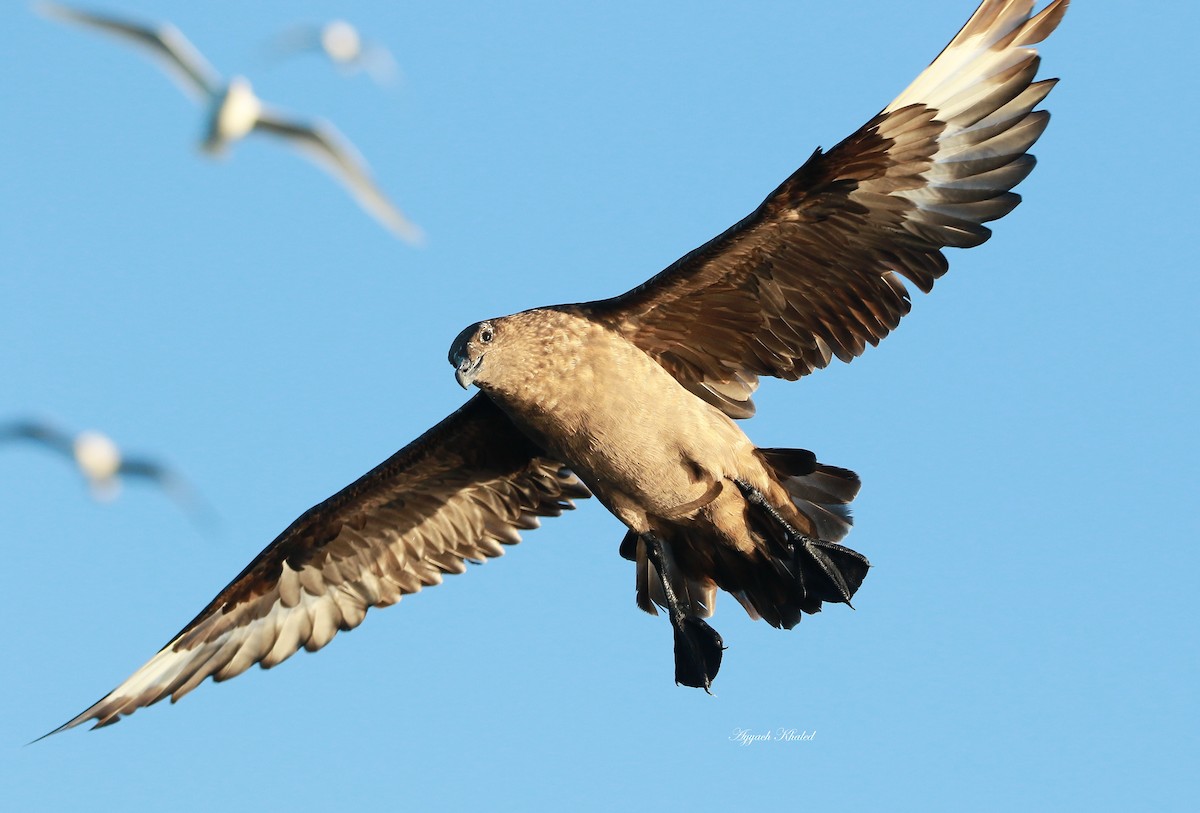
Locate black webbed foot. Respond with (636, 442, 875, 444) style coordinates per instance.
(734, 478, 870, 610)
(642, 531, 726, 692)
(798, 539, 871, 605)
(673, 616, 725, 691)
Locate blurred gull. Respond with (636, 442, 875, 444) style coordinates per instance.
(267, 19, 400, 87)
(35, 1, 423, 243)
(1, 418, 220, 533)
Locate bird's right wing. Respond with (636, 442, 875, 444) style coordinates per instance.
(0, 419, 75, 456)
(46, 393, 588, 735)
(36, 1, 221, 101)
(253, 112, 424, 244)
(360, 44, 401, 87)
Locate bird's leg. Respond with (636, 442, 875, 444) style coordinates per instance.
(734, 478, 864, 605)
(641, 532, 724, 692)
(733, 478, 813, 548)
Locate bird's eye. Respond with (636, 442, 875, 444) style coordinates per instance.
(479, 327, 494, 343)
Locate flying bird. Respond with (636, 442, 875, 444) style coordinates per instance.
(266, 19, 400, 87)
(1, 419, 218, 531)
(34, 1, 423, 243)
(46, 0, 1068, 734)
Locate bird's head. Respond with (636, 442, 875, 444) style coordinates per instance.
(449, 309, 581, 395)
(321, 20, 362, 63)
(448, 319, 500, 390)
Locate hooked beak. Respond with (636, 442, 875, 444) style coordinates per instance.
(455, 354, 483, 389)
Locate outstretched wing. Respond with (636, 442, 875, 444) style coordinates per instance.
(359, 43, 401, 87)
(35, 0, 221, 101)
(261, 22, 324, 62)
(0, 418, 75, 457)
(48, 394, 588, 734)
(254, 112, 424, 244)
(575, 0, 1068, 419)
(118, 457, 223, 535)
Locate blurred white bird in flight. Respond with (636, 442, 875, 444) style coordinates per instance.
(34, 1, 423, 244)
(1, 418, 220, 532)
(267, 19, 401, 87)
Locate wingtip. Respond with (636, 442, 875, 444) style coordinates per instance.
(375, 200, 424, 245)
(183, 504, 226, 540)
(1026, 0, 1071, 46)
(30, 0, 67, 22)
(29, 713, 90, 745)
(32, 683, 133, 742)
(30, 0, 56, 13)
(27, 728, 58, 746)
(395, 221, 427, 247)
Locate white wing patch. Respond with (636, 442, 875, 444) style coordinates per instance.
(874, 1, 1067, 253)
(886, 0, 1067, 115)
(49, 560, 385, 733)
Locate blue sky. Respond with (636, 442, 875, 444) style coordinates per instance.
(2, 1, 1196, 810)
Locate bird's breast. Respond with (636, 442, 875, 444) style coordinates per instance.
(210, 81, 261, 144)
(487, 322, 752, 523)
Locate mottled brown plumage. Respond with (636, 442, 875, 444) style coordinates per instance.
(46, 396, 588, 734)
(50, 0, 1067, 732)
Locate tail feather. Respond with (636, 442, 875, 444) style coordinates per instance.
(740, 448, 869, 628)
(727, 535, 870, 630)
(756, 448, 861, 542)
(619, 448, 868, 633)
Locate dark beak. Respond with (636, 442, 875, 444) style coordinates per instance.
(455, 355, 482, 389)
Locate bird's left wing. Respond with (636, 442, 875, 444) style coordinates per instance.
(360, 44, 401, 87)
(573, 0, 1068, 419)
(253, 112, 424, 244)
(46, 393, 587, 735)
(117, 457, 222, 534)
(35, 1, 221, 101)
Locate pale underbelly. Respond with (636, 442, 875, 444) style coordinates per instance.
(515, 385, 760, 527)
